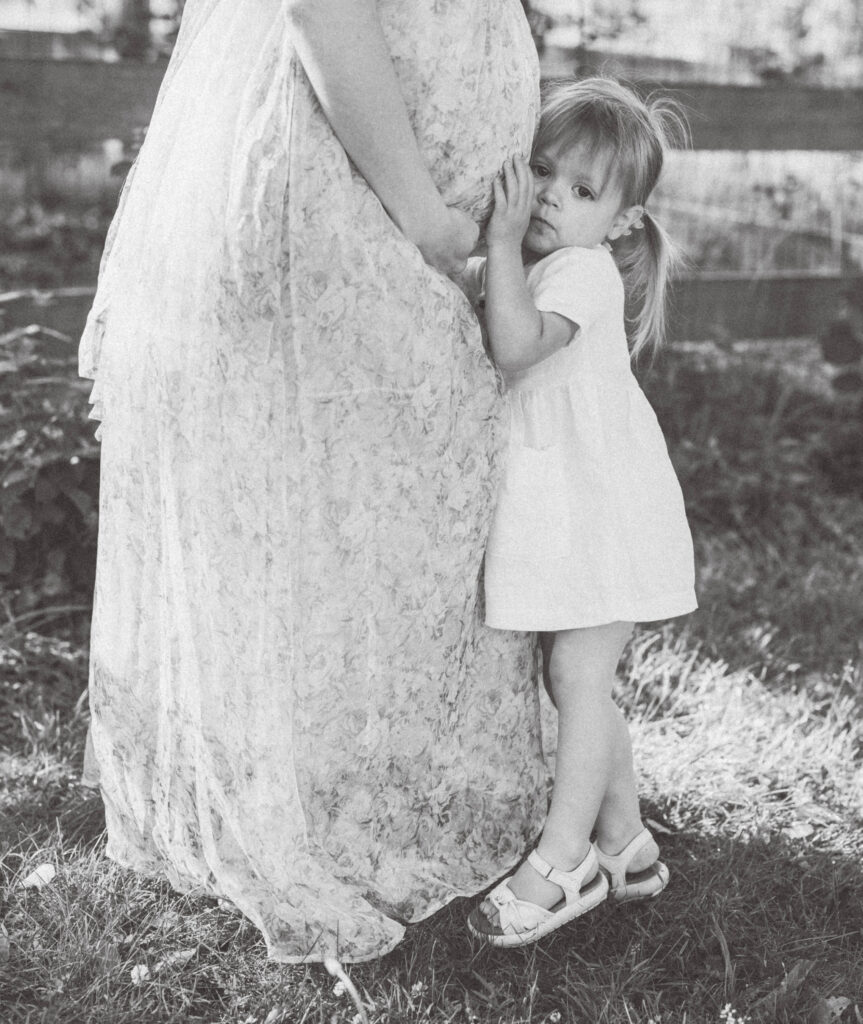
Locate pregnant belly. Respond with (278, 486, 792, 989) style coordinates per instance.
(378, 0, 539, 222)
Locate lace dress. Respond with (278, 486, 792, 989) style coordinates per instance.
(80, 0, 545, 962)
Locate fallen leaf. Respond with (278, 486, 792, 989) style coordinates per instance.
(130, 964, 150, 985)
(0, 923, 9, 964)
(22, 864, 56, 889)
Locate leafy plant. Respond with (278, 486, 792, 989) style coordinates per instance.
(0, 325, 99, 626)
(0, 203, 113, 292)
(642, 342, 863, 533)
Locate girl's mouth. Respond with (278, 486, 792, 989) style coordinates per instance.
(530, 216, 553, 230)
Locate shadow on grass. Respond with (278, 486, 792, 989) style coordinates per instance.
(384, 829, 863, 1024)
(3, 780, 860, 1024)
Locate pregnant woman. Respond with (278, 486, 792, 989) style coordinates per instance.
(80, 0, 546, 961)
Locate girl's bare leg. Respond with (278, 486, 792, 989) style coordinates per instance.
(592, 699, 656, 858)
(483, 621, 650, 916)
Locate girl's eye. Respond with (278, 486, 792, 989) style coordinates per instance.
(531, 164, 549, 178)
(573, 185, 594, 200)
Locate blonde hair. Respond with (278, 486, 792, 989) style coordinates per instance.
(536, 77, 688, 359)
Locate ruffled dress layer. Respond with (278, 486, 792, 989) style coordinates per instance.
(80, 0, 545, 962)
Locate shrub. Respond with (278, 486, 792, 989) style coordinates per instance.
(0, 327, 98, 625)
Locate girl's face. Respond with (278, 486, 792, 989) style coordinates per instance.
(524, 139, 643, 257)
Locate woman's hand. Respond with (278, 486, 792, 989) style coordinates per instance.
(408, 203, 479, 276)
(422, 205, 480, 276)
(487, 155, 534, 248)
(287, 0, 479, 278)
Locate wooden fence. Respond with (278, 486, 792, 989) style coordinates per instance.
(2, 53, 863, 343)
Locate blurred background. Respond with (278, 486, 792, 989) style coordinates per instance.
(0, 0, 861, 673)
(2, 0, 863, 282)
(1, 8, 862, 1020)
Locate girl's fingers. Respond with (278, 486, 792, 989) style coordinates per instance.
(521, 162, 535, 207)
(514, 155, 532, 205)
(502, 157, 517, 201)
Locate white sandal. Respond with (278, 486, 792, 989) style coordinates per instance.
(594, 828, 669, 904)
(467, 846, 609, 948)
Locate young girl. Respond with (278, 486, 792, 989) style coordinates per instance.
(466, 77, 696, 947)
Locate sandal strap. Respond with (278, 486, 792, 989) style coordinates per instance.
(527, 846, 599, 902)
(594, 828, 655, 888)
(474, 847, 609, 942)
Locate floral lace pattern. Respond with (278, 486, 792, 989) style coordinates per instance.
(80, 0, 547, 962)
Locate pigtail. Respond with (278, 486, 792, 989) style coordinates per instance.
(616, 210, 682, 361)
(616, 91, 689, 361)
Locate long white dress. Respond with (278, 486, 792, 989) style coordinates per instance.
(80, 0, 546, 962)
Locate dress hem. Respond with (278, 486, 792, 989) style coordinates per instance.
(485, 592, 697, 632)
(102, 828, 531, 965)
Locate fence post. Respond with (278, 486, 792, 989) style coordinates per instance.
(114, 0, 152, 60)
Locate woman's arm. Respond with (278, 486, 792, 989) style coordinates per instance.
(485, 158, 575, 373)
(285, 0, 477, 274)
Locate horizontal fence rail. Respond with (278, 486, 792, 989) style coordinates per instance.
(666, 272, 861, 341)
(2, 54, 863, 342)
(4, 277, 860, 345)
(542, 50, 863, 151)
(2, 55, 863, 150)
(0, 56, 164, 145)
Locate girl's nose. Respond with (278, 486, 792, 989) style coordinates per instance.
(537, 180, 561, 209)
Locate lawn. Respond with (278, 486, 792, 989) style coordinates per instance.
(1, 340, 862, 1024)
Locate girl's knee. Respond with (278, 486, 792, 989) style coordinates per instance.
(545, 622, 633, 700)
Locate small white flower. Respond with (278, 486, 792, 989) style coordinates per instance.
(547, 1012, 562, 1024)
(411, 981, 427, 998)
(333, 980, 346, 998)
(130, 964, 150, 985)
(719, 1006, 751, 1024)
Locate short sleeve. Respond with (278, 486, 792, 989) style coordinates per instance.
(528, 248, 618, 333)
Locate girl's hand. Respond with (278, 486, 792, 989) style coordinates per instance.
(408, 203, 479, 276)
(487, 155, 534, 247)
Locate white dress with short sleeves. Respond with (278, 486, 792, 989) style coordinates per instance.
(482, 246, 697, 631)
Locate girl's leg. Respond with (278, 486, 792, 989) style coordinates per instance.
(487, 621, 643, 913)
(593, 700, 657, 859)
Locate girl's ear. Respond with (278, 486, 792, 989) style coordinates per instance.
(607, 204, 644, 241)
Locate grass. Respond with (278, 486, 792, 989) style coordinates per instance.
(2, 342, 863, 1024)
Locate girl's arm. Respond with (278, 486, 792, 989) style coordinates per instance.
(485, 157, 575, 373)
(285, 0, 478, 275)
